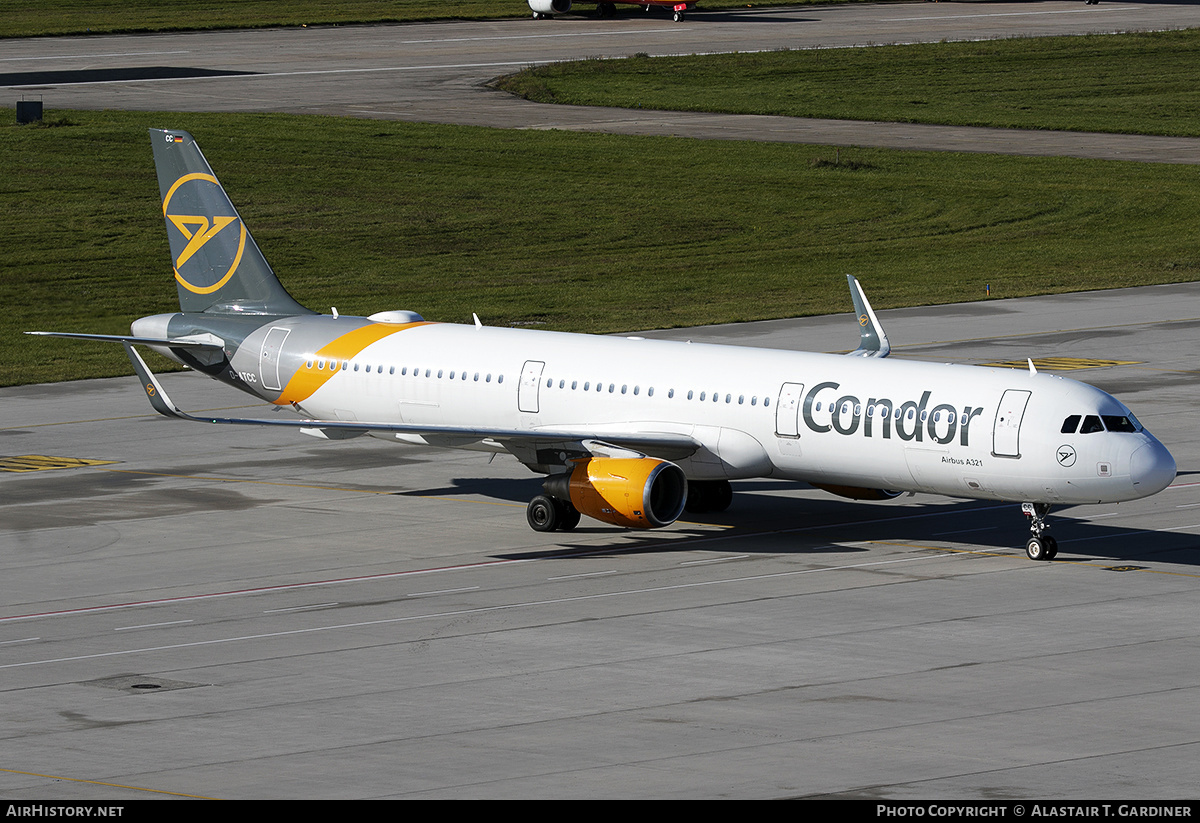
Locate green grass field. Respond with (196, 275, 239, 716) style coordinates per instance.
(495, 28, 1200, 137)
(5, 17, 1200, 387)
(4, 110, 1199, 386)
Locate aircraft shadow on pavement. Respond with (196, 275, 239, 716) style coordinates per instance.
(395, 475, 544, 503)
(0, 67, 256, 87)
(462, 477, 1200, 567)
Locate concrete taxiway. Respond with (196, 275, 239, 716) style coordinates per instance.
(3, 284, 1199, 798)
(5, 2, 1200, 162)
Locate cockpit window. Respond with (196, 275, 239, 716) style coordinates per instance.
(1102, 415, 1138, 433)
(1061, 415, 1081, 434)
(1080, 415, 1105, 434)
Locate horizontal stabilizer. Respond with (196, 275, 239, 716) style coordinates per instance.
(26, 331, 226, 350)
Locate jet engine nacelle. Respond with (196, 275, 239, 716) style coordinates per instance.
(813, 484, 903, 501)
(544, 457, 687, 529)
(529, 0, 572, 14)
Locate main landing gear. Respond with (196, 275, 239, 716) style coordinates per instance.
(527, 495, 582, 532)
(1022, 502, 1058, 561)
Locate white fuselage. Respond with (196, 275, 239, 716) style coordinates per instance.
(225, 319, 1174, 506)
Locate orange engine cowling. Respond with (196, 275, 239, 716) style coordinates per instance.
(812, 483, 903, 501)
(544, 457, 688, 529)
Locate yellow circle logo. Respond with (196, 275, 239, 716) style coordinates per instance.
(162, 173, 247, 295)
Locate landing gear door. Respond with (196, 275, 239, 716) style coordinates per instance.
(260, 326, 290, 392)
(518, 360, 545, 414)
(775, 382, 804, 437)
(993, 389, 1031, 458)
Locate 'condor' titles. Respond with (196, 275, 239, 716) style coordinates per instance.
(802, 381, 985, 446)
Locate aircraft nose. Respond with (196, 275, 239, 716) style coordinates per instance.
(1130, 438, 1176, 496)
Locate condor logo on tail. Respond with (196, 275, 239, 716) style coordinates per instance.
(162, 172, 247, 295)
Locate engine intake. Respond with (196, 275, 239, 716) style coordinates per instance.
(544, 457, 687, 529)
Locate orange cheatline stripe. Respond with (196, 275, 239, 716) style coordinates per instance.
(274, 321, 432, 405)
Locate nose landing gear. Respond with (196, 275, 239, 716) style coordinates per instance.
(1022, 502, 1058, 561)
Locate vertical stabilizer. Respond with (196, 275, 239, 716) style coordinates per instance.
(150, 129, 314, 316)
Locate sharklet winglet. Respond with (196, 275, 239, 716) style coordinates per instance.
(122, 342, 194, 421)
(845, 275, 891, 358)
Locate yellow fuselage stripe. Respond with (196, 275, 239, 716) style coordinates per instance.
(274, 321, 431, 405)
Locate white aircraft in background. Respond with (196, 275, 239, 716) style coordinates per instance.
(31, 129, 1176, 561)
(530, 0, 694, 23)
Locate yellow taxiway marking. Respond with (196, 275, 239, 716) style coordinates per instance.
(977, 357, 1141, 371)
(0, 454, 118, 472)
(0, 766, 214, 799)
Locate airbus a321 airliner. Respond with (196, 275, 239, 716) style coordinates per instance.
(32, 129, 1177, 561)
